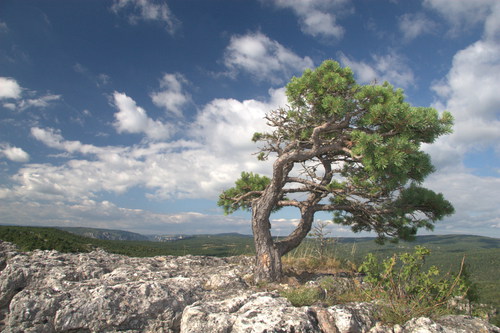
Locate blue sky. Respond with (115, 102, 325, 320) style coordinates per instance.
(1, 0, 499, 238)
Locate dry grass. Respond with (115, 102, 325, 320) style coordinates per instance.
(283, 256, 349, 273)
(281, 238, 357, 280)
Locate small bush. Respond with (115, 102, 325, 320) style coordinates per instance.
(358, 245, 473, 324)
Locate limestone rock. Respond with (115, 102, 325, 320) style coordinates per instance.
(436, 315, 500, 333)
(182, 296, 380, 333)
(401, 316, 500, 333)
(325, 302, 377, 333)
(402, 317, 446, 333)
(0, 241, 499, 333)
(0, 241, 253, 333)
(181, 291, 320, 333)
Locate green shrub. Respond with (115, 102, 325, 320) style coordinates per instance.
(280, 285, 321, 307)
(359, 245, 473, 324)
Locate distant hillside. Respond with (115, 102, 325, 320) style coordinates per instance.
(150, 234, 194, 242)
(213, 232, 252, 238)
(0, 226, 256, 257)
(334, 234, 500, 248)
(332, 234, 500, 254)
(0, 226, 95, 253)
(55, 226, 150, 241)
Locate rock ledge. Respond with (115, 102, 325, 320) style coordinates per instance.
(1, 241, 498, 333)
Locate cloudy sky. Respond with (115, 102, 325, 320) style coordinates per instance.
(1, 0, 499, 238)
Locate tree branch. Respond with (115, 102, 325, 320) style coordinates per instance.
(232, 190, 264, 204)
(285, 177, 330, 192)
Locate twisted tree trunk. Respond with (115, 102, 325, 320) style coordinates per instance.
(252, 204, 318, 282)
(251, 155, 332, 283)
(251, 180, 284, 282)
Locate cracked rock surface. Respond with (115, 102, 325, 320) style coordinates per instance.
(1, 241, 498, 333)
(0, 241, 252, 333)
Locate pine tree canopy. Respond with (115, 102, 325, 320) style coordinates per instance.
(219, 60, 454, 243)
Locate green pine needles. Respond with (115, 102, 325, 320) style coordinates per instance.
(218, 172, 271, 214)
(219, 60, 456, 282)
(220, 60, 455, 246)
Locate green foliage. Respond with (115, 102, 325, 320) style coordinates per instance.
(334, 183, 455, 243)
(281, 241, 498, 324)
(286, 60, 357, 118)
(358, 246, 473, 324)
(218, 171, 271, 214)
(280, 286, 322, 307)
(299, 234, 500, 318)
(221, 59, 455, 245)
(0, 226, 93, 253)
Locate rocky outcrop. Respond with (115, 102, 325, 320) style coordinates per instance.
(181, 291, 320, 332)
(1, 240, 498, 333)
(0, 241, 253, 333)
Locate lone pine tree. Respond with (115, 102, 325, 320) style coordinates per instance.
(218, 60, 454, 283)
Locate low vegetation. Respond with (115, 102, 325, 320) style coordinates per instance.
(358, 246, 474, 324)
(0, 225, 498, 325)
(280, 246, 498, 326)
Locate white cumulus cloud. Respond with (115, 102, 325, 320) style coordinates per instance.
(339, 51, 415, 88)
(425, 0, 500, 168)
(417, 1, 500, 237)
(150, 73, 191, 117)
(428, 39, 500, 169)
(424, 0, 500, 38)
(224, 32, 313, 84)
(265, 0, 349, 39)
(0, 77, 22, 100)
(17, 94, 61, 111)
(424, 171, 500, 236)
(1, 77, 61, 111)
(31, 127, 99, 154)
(4, 88, 285, 207)
(0, 143, 30, 162)
(0, 85, 288, 234)
(0, 199, 252, 235)
(113, 92, 175, 140)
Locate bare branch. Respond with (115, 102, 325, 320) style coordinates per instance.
(286, 177, 327, 189)
(276, 200, 301, 208)
(232, 190, 264, 204)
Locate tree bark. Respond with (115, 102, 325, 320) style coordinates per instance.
(276, 206, 315, 256)
(251, 204, 316, 283)
(251, 157, 293, 283)
(251, 198, 284, 283)
(250, 156, 332, 283)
